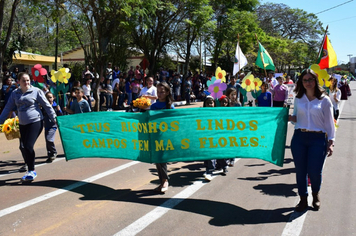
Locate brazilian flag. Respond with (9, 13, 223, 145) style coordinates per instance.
(255, 42, 275, 71)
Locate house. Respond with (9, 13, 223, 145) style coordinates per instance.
(61, 45, 190, 75)
(61, 46, 145, 71)
(11, 51, 60, 72)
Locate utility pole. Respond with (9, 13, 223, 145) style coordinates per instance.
(347, 54, 353, 71)
(54, 0, 59, 70)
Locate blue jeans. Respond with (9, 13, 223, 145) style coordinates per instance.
(132, 93, 138, 101)
(204, 159, 227, 173)
(185, 89, 191, 104)
(291, 129, 328, 196)
(106, 94, 113, 109)
(118, 93, 125, 108)
(127, 93, 132, 105)
(99, 93, 105, 110)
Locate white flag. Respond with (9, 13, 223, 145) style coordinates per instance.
(233, 42, 248, 75)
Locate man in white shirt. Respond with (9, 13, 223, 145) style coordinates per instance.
(266, 71, 278, 89)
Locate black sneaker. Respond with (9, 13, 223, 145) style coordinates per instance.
(46, 153, 57, 163)
(222, 167, 228, 176)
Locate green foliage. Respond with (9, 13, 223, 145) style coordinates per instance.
(1, 0, 326, 81)
(64, 62, 85, 81)
(156, 54, 177, 71)
(189, 56, 201, 72)
(256, 3, 324, 44)
(208, 0, 259, 70)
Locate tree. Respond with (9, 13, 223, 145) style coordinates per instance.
(130, 0, 186, 75)
(0, 0, 21, 85)
(215, 10, 260, 73)
(171, 0, 213, 74)
(254, 3, 324, 72)
(256, 3, 324, 45)
(208, 0, 259, 71)
(69, 0, 133, 110)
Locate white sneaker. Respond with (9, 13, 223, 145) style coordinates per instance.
(203, 172, 213, 181)
(21, 171, 37, 182)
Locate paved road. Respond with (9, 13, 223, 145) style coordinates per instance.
(0, 82, 355, 236)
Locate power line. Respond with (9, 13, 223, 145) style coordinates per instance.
(315, 0, 354, 14)
(326, 15, 356, 24)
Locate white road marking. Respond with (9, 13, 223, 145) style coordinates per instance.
(281, 187, 312, 236)
(0, 161, 139, 218)
(281, 100, 345, 236)
(114, 159, 240, 236)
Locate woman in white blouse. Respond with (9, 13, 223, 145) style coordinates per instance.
(328, 76, 341, 120)
(289, 69, 335, 212)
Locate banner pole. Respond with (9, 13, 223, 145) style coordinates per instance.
(255, 34, 267, 80)
(237, 34, 240, 76)
(316, 25, 329, 63)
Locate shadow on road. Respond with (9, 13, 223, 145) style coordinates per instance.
(148, 162, 206, 187)
(253, 183, 298, 197)
(8, 178, 295, 226)
(0, 154, 65, 175)
(258, 167, 295, 177)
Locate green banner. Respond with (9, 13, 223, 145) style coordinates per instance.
(57, 107, 288, 167)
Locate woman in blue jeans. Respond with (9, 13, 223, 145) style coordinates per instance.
(289, 69, 335, 212)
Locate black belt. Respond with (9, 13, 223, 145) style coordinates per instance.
(298, 129, 324, 133)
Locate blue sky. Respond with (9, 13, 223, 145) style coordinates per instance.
(263, 0, 356, 64)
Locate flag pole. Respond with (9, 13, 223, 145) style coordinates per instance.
(255, 34, 267, 80)
(316, 25, 329, 63)
(237, 34, 240, 77)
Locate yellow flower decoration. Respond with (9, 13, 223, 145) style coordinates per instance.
(51, 68, 71, 84)
(253, 77, 262, 91)
(4, 121, 9, 126)
(215, 67, 226, 83)
(2, 123, 12, 134)
(309, 64, 330, 87)
(133, 97, 151, 108)
(241, 73, 256, 92)
(1, 117, 19, 134)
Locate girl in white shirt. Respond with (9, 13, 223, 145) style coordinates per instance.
(288, 69, 335, 212)
(139, 76, 158, 110)
(82, 78, 92, 107)
(328, 76, 341, 120)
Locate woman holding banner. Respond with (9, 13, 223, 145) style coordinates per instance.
(150, 82, 174, 193)
(289, 69, 335, 212)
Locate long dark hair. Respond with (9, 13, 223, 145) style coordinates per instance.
(329, 76, 339, 93)
(294, 69, 325, 99)
(156, 82, 174, 109)
(226, 88, 237, 99)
